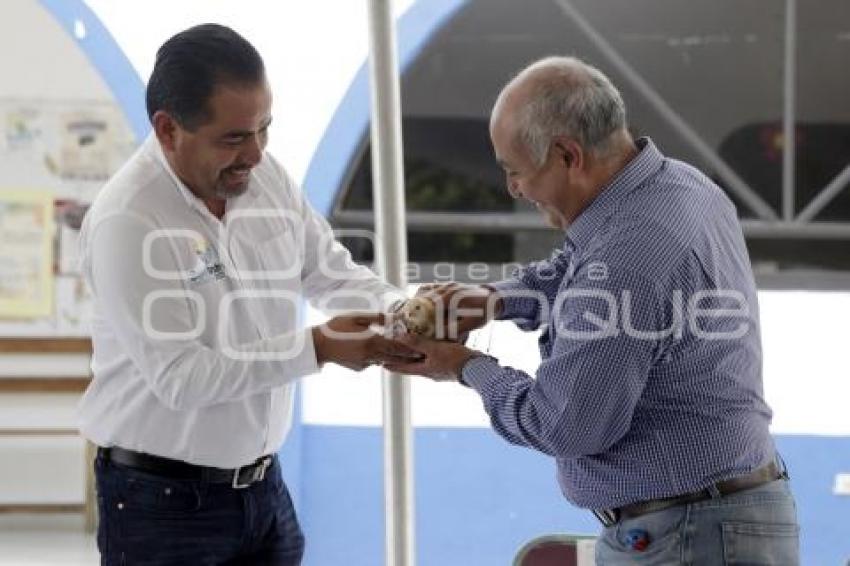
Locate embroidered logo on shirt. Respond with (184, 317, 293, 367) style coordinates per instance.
(187, 239, 226, 284)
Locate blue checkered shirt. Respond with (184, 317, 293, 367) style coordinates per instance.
(464, 137, 776, 509)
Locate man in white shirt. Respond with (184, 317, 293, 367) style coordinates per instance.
(79, 24, 418, 565)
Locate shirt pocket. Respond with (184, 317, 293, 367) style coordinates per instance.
(721, 521, 799, 565)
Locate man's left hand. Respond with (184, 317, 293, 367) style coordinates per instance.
(383, 334, 479, 382)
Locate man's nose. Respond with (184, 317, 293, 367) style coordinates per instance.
(240, 134, 264, 167)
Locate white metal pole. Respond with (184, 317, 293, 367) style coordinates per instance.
(366, 1, 415, 565)
(782, 0, 796, 220)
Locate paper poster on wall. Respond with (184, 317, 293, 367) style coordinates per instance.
(0, 99, 137, 203)
(0, 189, 55, 319)
(0, 99, 137, 334)
(3, 107, 42, 152)
(54, 111, 115, 180)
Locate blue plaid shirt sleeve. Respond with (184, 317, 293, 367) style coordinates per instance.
(463, 262, 666, 457)
(489, 248, 572, 331)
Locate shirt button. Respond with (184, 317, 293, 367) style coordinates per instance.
(117, 502, 124, 510)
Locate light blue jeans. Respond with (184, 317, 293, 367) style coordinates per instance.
(595, 479, 799, 565)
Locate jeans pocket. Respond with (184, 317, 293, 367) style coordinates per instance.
(118, 468, 201, 515)
(605, 506, 685, 561)
(721, 521, 800, 565)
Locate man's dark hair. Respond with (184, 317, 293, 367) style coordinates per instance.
(145, 24, 265, 130)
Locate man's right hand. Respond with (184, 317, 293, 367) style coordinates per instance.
(415, 283, 503, 341)
(311, 313, 425, 371)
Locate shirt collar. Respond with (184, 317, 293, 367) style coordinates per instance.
(147, 133, 261, 221)
(564, 136, 664, 252)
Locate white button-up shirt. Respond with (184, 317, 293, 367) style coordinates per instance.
(78, 134, 399, 467)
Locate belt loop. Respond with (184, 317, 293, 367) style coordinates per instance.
(706, 483, 722, 498)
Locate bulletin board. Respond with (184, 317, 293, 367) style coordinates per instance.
(0, 98, 137, 337)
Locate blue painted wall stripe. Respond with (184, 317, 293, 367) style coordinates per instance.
(299, 426, 850, 566)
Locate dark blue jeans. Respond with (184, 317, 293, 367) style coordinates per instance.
(94, 454, 304, 565)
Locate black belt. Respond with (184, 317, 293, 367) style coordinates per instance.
(98, 446, 274, 489)
(593, 461, 786, 527)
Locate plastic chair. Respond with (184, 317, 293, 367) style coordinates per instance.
(513, 533, 597, 566)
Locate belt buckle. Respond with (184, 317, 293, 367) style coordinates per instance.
(232, 457, 270, 489)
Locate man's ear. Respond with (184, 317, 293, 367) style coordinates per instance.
(553, 137, 582, 169)
(152, 110, 179, 152)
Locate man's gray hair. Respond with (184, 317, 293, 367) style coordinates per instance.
(510, 56, 627, 165)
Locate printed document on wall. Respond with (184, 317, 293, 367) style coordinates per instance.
(0, 189, 54, 319)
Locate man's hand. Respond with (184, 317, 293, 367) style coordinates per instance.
(415, 282, 503, 341)
(311, 313, 424, 371)
(383, 334, 481, 382)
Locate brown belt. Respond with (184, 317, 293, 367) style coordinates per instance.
(594, 461, 786, 527)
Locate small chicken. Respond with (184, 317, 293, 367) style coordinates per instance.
(396, 296, 437, 338)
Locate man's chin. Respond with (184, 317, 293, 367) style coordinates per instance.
(213, 182, 250, 200)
